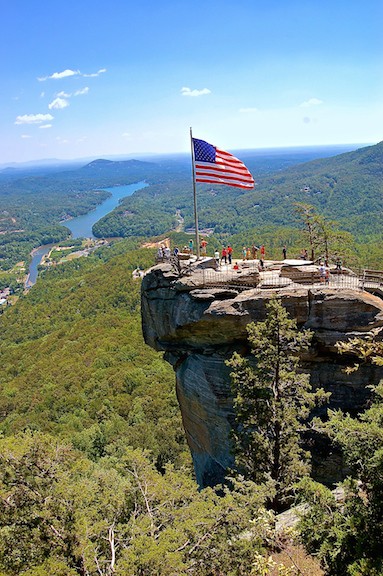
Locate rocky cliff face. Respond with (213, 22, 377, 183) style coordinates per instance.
(141, 262, 383, 487)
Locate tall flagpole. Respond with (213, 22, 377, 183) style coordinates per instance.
(190, 127, 200, 259)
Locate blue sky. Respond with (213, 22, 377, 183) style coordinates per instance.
(1, 0, 382, 164)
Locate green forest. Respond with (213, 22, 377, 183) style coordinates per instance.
(1, 143, 383, 574)
(0, 237, 383, 575)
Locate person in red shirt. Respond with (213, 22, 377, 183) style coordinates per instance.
(200, 239, 208, 256)
(221, 247, 227, 264)
(260, 245, 265, 258)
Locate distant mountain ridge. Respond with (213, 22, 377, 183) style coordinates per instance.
(1, 141, 381, 271)
(83, 158, 155, 170)
(249, 140, 383, 232)
(271, 140, 383, 178)
(92, 140, 383, 241)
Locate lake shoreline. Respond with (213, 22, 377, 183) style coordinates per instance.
(26, 181, 147, 287)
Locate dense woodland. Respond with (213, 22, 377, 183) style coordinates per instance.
(0, 240, 383, 574)
(0, 143, 383, 574)
(0, 241, 290, 575)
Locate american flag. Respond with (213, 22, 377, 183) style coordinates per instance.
(192, 138, 254, 189)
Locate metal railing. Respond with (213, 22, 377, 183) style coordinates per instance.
(198, 266, 366, 292)
(156, 255, 383, 296)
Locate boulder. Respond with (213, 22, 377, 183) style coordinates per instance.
(280, 264, 320, 284)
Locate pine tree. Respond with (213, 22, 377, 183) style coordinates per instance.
(294, 202, 353, 264)
(298, 333, 383, 575)
(227, 298, 328, 510)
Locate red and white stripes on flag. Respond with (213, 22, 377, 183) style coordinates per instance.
(192, 137, 254, 189)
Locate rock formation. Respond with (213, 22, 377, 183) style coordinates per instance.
(141, 260, 383, 487)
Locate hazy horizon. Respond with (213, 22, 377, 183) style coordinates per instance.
(0, 141, 373, 171)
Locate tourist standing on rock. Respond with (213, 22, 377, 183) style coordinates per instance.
(221, 246, 228, 264)
(260, 245, 265, 260)
(214, 249, 220, 267)
(319, 262, 326, 282)
(200, 239, 208, 256)
(242, 246, 247, 260)
(227, 245, 233, 264)
(188, 239, 194, 254)
(282, 245, 287, 259)
(251, 244, 258, 259)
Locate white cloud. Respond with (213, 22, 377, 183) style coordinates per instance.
(54, 88, 88, 99)
(83, 68, 107, 77)
(38, 69, 81, 81)
(39, 124, 52, 129)
(21, 134, 32, 139)
(48, 97, 70, 110)
(239, 107, 258, 113)
(15, 113, 54, 125)
(181, 86, 211, 97)
(51, 69, 80, 79)
(38, 68, 106, 82)
(299, 97, 324, 108)
(74, 87, 89, 96)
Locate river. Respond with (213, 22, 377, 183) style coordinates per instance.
(26, 181, 147, 287)
(26, 244, 55, 288)
(63, 181, 147, 239)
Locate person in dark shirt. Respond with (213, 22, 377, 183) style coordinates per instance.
(251, 244, 258, 259)
(227, 245, 233, 264)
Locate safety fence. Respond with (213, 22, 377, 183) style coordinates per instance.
(193, 267, 383, 295)
(162, 255, 383, 295)
(197, 267, 366, 292)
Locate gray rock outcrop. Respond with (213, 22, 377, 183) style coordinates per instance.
(141, 262, 383, 487)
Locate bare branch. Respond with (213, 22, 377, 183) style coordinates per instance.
(109, 523, 116, 574)
(94, 553, 103, 576)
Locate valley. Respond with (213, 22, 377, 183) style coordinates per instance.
(0, 142, 382, 575)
